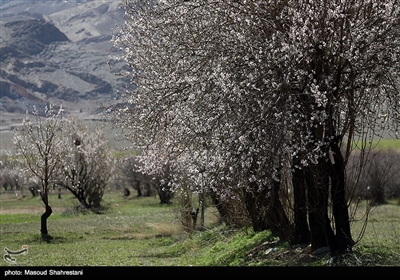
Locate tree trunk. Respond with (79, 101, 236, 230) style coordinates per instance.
(191, 207, 199, 230)
(134, 180, 142, 197)
(64, 186, 90, 210)
(199, 192, 205, 231)
(156, 183, 173, 204)
(79, 198, 90, 209)
(306, 164, 335, 252)
(124, 187, 131, 197)
(265, 180, 293, 242)
(243, 187, 268, 232)
(144, 182, 153, 196)
(330, 141, 354, 254)
(209, 191, 234, 227)
(372, 185, 386, 205)
(292, 166, 310, 244)
(41, 204, 52, 241)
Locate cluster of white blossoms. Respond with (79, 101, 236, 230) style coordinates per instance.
(112, 0, 400, 198)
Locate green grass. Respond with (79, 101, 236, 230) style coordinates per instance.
(1, 191, 399, 266)
(0, 191, 213, 266)
(374, 138, 400, 150)
(350, 201, 400, 248)
(350, 138, 400, 151)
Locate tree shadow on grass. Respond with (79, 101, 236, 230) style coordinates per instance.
(23, 233, 85, 245)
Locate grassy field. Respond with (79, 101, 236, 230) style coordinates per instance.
(0, 189, 399, 267)
(350, 137, 400, 151)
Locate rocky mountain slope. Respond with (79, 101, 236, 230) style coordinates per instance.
(0, 0, 129, 118)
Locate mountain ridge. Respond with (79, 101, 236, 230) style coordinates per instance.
(0, 0, 128, 118)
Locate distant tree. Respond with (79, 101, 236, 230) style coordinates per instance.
(121, 155, 151, 197)
(347, 149, 400, 205)
(0, 164, 21, 191)
(121, 155, 173, 203)
(58, 119, 114, 211)
(13, 105, 68, 241)
(112, 0, 400, 255)
(123, 187, 131, 197)
(155, 161, 174, 204)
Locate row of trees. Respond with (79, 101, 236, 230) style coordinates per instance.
(7, 0, 400, 255)
(347, 148, 400, 205)
(119, 155, 174, 203)
(110, 0, 400, 255)
(9, 104, 176, 240)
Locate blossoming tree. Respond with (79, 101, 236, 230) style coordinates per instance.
(13, 105, 68, 241)
(111, 0, 400, 254)
(14, 106, 114, 239)
(59, 118, 114, 211)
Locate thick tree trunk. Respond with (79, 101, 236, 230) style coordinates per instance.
(209, 191, 235, 227)
(64, 186, 90, 210)
(134, 180, 142, 197)
(330, 141, 354, 254)
(265, 180, 293, 242)
(306, 164, 335, 252)
(292, 166, 310, 244)
(156, 183, 173, 204)
(41, 204, 52, 241)
(144, 182, 153, 197)
(244, 180, 292, 242)
(243, 187, 268, 232)
(243, 153, 269, 232)
(79, 198, 90, 209)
